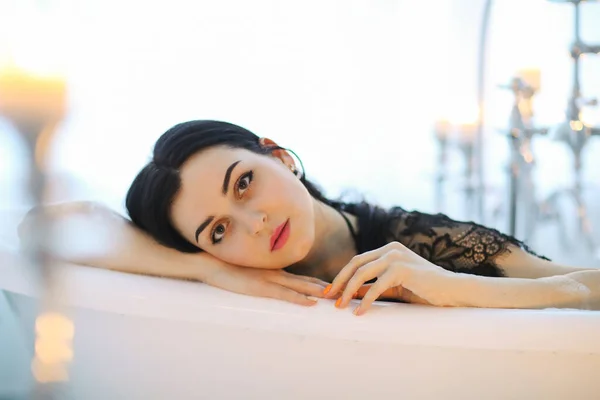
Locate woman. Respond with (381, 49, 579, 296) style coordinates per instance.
(21, 120, 600, 314)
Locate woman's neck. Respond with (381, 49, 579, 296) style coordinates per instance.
(287, 200, 358, 282)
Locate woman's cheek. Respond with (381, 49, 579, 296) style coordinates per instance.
(292, 227, 314, 261)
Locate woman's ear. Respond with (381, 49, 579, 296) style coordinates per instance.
(258, 137, 296, 169)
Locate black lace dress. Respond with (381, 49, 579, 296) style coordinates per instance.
(341, 203, 549, 278)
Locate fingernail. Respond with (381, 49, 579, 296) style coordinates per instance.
(307, 296, 319, 302)
(323, 284, 332, 296)
(353, 306, 361, 316)
(335, 297, 342, 308)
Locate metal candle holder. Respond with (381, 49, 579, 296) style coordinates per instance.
(0, 68, 72, 399)
(433, 121, 480, 220)
(499, 76, 549, 239)
(541, 0, 600, 256)
(434, 120, 450, 213)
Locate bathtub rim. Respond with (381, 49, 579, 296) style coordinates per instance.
(2, 248, 600, 356)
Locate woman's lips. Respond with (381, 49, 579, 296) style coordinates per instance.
(270, 219, 290, 251)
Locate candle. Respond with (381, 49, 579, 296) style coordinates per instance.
(458, 123, 478, 144)
(434, 119, 451, 140)
(32, 312, 74, 383)
(0, 63, 72, 386)
(435, 104, 480, 143)
(517, 68, 541, 92)
(0, 64, 67, 137)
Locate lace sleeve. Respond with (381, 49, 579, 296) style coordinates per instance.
(387, 207, 550, 278)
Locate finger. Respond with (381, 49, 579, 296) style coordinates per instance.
(356, 284, 431, 305)
(273, 274, 329, 298)
(355, 284, 399, 300)
(354, 273, 399, 316)
(283, 272, 329, 288)
(259, 283, 318, 306)
(402, 288, 433, 305)
(327, 243, 399, 298)
(355, 284, 372, 299)
(326, 249, 381, 297)
(211, 277, 318, 307)
(327, 253, 375, 298)
(337, 258, 389, 308)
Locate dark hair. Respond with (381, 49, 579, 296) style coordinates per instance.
(126, 120, 391, 254)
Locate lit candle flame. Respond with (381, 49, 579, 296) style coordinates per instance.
(32, 312, 74, 383)
(0, 63, 67, 168)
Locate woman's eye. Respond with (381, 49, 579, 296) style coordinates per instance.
(236, 171, 253, 197)
(211, 171, 253, 244)
(211, 223, 227, 244)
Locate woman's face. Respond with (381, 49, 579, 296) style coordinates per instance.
(170, 144, 316, 269)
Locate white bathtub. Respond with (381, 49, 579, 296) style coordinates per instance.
(1, 219, 600, 399)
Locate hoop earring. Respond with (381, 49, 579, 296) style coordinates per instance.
(267, 144, 305, 180)
(289, 165, 302, 179)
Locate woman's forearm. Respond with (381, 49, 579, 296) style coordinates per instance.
(18, 202, 216, 282)
(563, 270, 600, 309)
(448, 270, 600, 310)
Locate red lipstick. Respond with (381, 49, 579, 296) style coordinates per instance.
(270, 219, 290, 251)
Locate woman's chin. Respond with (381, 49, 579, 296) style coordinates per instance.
(221, 236, 314, 270)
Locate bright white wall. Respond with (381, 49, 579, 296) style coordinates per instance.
(1, 0, 599, 222)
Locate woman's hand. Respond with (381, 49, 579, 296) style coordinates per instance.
(325, 241, 457, 315)
(353, 284, 433, 307)
(203, 261, 329, 306)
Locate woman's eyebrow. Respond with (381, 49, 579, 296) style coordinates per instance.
(222, 160, 242, 195)
(195, 216, 214, 243)
(194, 160, 242, 243)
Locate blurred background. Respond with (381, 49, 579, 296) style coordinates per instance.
(1, 0, 600, 396)
(1, 0, 600, 256)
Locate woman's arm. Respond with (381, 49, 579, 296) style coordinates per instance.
(327, 242, 600, 314)
(473, 245, 600, 308)
(447, 270, 600, 310)
(452, 235, 600, 308)
(19, 202, 213, 280)
(494, 245, 597, 278)
(18, 202, 327, 305)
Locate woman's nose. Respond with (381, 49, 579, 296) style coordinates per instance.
(240, 211, 267, 235)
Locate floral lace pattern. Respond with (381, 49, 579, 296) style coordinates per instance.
(387, 207, 549, 277)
